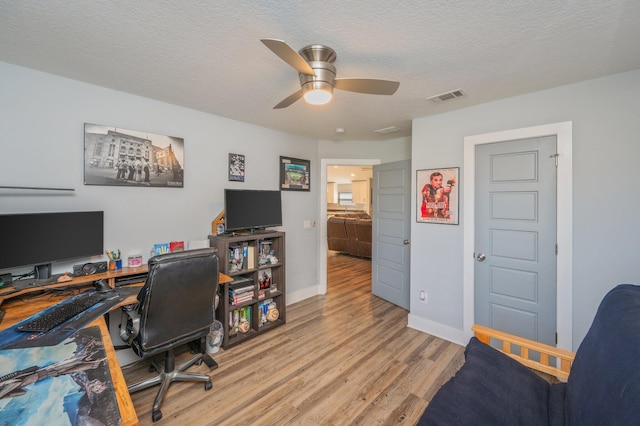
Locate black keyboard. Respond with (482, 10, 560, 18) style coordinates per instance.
(16, 292, 109, 332)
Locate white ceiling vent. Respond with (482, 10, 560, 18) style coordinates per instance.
(374, 125, 401, 135)
(427, 89, 465, 104)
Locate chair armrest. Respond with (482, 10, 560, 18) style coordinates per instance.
(472, 324, 575, 381)
(119, 305, 141, 345)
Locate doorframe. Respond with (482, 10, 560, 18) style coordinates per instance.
(463, 122, 573, 350)
(319, 158, 381, 295)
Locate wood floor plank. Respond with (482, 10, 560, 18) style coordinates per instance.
(123, 252, 464, 425)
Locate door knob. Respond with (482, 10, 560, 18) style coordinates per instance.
(476, 253, 486, 262)
(403, 240, 410, 245)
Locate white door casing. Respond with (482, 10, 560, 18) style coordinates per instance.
(319, 158, 381, 296)
(463, 122, 573, 350)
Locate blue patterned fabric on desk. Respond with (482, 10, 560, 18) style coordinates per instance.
(0, 326, 122, 425)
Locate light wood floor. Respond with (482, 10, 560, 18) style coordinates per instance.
(123, 253, 465, 425)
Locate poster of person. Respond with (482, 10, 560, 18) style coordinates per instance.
(417, 167, 459, 225)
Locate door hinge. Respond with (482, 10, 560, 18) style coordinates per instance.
(549, 153, 559, 167)
(556, 332, 558, 344)
(555, 243, 558, 255)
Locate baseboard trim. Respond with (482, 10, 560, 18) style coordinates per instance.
(407, 313, 470, 347)
(286, 286, 320, 305)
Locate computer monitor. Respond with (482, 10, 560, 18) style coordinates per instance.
(0, 211, 104, 278)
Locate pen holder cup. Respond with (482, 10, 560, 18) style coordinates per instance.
(108, 261, 116, 271)
(115, 259, 122, 270)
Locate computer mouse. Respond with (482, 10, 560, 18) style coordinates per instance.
(94, 279, 112, 293)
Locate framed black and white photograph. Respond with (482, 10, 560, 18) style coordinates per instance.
(83, 123, 184, 187)
(279, 156, 310, 191)
(417, 167, 459, 225)
(228, 153, 245, 182)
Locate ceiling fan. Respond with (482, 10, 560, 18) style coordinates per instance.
(261, 38, 400, 109)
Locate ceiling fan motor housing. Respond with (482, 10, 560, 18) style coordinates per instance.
(298, 45, 337, 95)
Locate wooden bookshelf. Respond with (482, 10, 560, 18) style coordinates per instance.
(209, 231, 285, 349)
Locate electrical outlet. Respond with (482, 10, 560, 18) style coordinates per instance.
(419, 290, 428, 303)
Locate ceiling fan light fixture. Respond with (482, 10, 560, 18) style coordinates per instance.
(304, 89, 332, 105)
(302, 81, 333, 105)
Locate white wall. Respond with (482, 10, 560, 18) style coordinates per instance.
(409, 69, 640, 350)
(319, 136, 411, 161)
(0, 62, 319, 301)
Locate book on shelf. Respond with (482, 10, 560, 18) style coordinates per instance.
(229, 282, 254, 294)
(229, 293, 254, 306)
(247, 246, 255, 269)
(229, 286, 253, 294)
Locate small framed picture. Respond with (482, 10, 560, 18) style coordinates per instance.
(417, 167, 459, 225)
(228, 153, 245, 182)
(280, 156, 310, 191)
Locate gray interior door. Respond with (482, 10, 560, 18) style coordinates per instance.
(474, 137, 557, 345)
(372, 160, 411, 310)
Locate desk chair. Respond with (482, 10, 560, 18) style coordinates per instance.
(120, 248, 219, 422)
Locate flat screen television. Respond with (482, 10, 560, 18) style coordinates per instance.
(224, 189, 282, 232)
(0, 211, 104, 278)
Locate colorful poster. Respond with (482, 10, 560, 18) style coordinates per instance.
(417, 167, 459, 225)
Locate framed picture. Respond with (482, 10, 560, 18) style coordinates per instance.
(280, 156, 310, 191)
(417, 167, 459, 225)
(84, 123, 184, 187)
(228, 153, 245, 182)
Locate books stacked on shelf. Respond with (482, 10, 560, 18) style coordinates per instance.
(229, 305, 252, 336)
(229, 277, 254, 306)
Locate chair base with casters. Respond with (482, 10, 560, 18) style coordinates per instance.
(127, 348, 212, 422)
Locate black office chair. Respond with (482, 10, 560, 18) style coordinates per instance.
(120, 248, 219, 422)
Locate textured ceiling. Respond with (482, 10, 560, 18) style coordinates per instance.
(1, 0, 639, 141)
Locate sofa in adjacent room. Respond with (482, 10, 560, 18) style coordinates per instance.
(327, 213, 371, 258)
(418, 284, 640, 425)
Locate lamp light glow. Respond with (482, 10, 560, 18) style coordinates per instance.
(301, 79, 334, 106)
(303, 89, 332, 105)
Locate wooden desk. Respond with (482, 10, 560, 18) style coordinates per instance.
(0, 270, 232, 425)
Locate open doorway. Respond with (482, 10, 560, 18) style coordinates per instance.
(319, 159, 380, 295)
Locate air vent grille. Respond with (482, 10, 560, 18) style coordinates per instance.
(374, 126, 401, 135)
(427, 89, 465, 104)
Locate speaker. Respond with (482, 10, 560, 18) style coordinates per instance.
(72, 261, 108, 277)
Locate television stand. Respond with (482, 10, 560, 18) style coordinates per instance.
(209, 231, 286, 349)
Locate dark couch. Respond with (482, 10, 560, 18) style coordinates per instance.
(327, 213, 371, 258)
(419, 284, 640, 425)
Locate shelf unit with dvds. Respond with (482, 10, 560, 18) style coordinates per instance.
(208, 231, 285, 349)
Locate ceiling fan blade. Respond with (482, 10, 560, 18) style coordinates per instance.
(273, 90, 303, 109)
(334, 78, 400, 95)
(261, 39, 316, 76)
